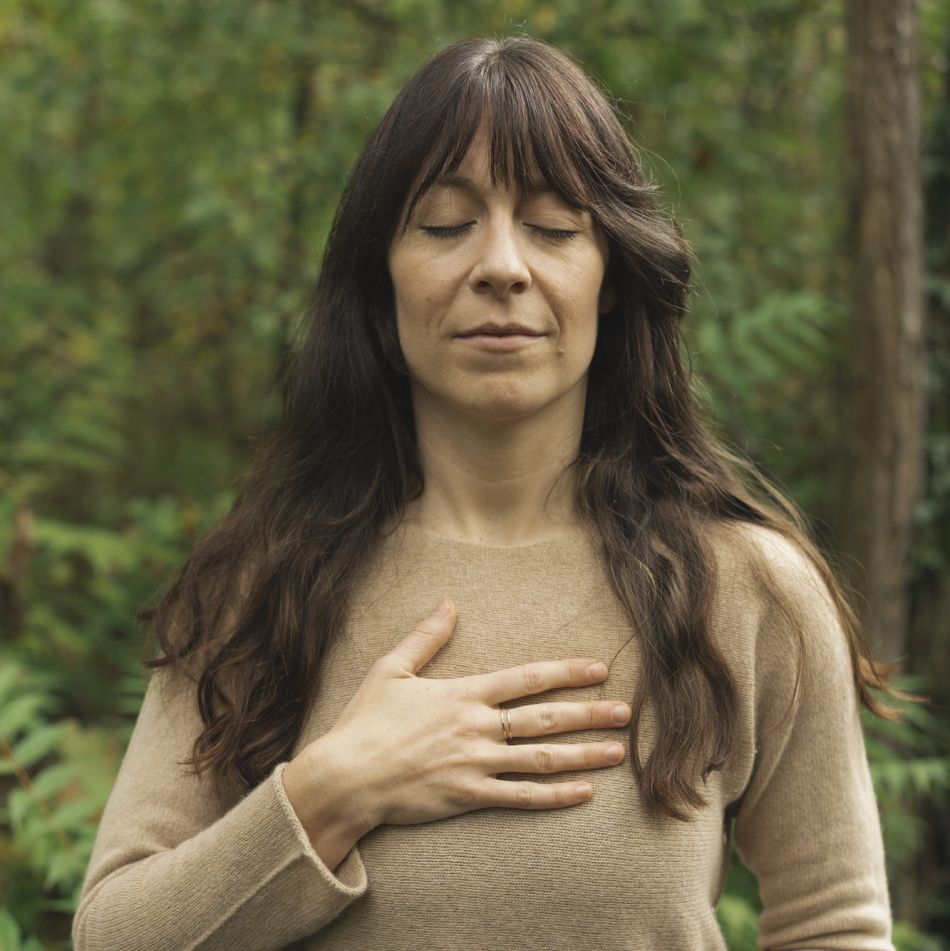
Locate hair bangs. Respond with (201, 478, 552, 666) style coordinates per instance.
(485, 62, 602, 212)
(396, 54, 609, 238)
(395, 83, 485, 238)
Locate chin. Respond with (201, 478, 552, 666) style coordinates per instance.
(411, 374, 581, 423)
(454, 388, 557, 422)
(469, 403, 543, 422)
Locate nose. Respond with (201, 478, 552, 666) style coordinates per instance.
(468, 218, 532, 298)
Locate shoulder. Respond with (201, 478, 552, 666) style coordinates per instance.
(700, 519, 855, 691)
(702, 518, 835, 617)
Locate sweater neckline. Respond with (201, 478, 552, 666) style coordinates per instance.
(388, 517, 595, 554)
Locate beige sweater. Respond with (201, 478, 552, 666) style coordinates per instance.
(73, 519, 894, 950)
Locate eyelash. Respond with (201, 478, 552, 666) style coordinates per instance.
(421, 223, 578, 242)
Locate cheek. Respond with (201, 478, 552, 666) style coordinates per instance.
(559, 256, 607, 323)
(394, 291, 442, 342)
(392, 289, 445, 369)
(395, 287, 455, 352)
(389, 261, 420, 340)
(390, 252, 446, 321)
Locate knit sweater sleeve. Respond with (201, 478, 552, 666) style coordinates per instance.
(729, 528, 893, 951)
(71, 665, 369, 951)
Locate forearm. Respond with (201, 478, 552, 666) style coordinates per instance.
(74, 763, 368, 951)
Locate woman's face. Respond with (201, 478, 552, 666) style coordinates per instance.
(386, 124, 612, 424)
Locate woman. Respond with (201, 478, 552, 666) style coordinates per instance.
(73, 35, 899, 950)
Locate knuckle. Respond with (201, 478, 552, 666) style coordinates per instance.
(522, 666, 545, 693)
(535, 745, 555, 772)
(515, 782, 534, 808)
(587, 704, 600, 728)
(537, 705, 558, 733)
(454, 781, 480, 807)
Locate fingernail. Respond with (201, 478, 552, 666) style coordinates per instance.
(611, 704, 630, 724)
(435, 599, 451, 617)
(587, 662, 607, 678)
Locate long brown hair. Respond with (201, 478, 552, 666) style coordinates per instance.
(140, 35, 901, 820)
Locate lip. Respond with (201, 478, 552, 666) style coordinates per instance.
(455, 322, 549, 353)
(458, 322, 544, 337)
(457, 333, 546, 352)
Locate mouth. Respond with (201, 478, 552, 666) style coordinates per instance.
(455, 331, 547, 353)
(456, 322, 547, 338)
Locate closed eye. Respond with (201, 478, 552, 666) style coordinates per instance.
(527, 225, 579, 241)
(420, 223, 579, 241)
(421, 223, 475, 239)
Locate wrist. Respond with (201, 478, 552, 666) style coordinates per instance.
(310, 731, 382, 837)
(283, 735, 379, 860)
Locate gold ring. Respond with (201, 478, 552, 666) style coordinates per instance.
(500, 707, 512, 742)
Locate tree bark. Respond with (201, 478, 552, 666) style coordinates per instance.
(840, 0, 926, 664)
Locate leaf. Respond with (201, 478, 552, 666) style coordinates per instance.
(0, 661, 23, 705)
(715, 893, 759, 950)
(30, 763, 77, 800)
(43, 851, 81, 891)
(10, 723, 63, 770)
(48, 794, 103, 828)
(0, 907, 22, 951)
(7, 788, 30, 828)
(0, 694, 49, 741)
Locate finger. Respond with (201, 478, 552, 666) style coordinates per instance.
(380, 600, 456, 676)
(490, 739, 626, 774)
(500, 700, 632, 739)
(472, 657, 609, 706)
(480, 778, 595, 810)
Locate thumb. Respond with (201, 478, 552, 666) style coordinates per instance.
(386, 599, 456, 676)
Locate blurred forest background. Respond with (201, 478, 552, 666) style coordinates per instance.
(2, 1, 949, 948)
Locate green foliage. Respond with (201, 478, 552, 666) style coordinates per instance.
(715, 893, 760, 951)
(1, 0, 948, 946)
(689, 288, 842, 515)
(866, 689, 950, 806)
(864, 677, 950, 937)
(892, 922, 947, 951)
(716, 856, 761, 950)
(0, 654, 124, 946)
(0, 907, 45, 951)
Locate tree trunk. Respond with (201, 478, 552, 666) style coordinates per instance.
(840, 0, 926, 664)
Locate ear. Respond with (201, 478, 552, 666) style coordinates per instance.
(598, 281, 617, 315)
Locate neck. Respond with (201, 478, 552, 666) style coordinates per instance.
(404, 385, 585, 546)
